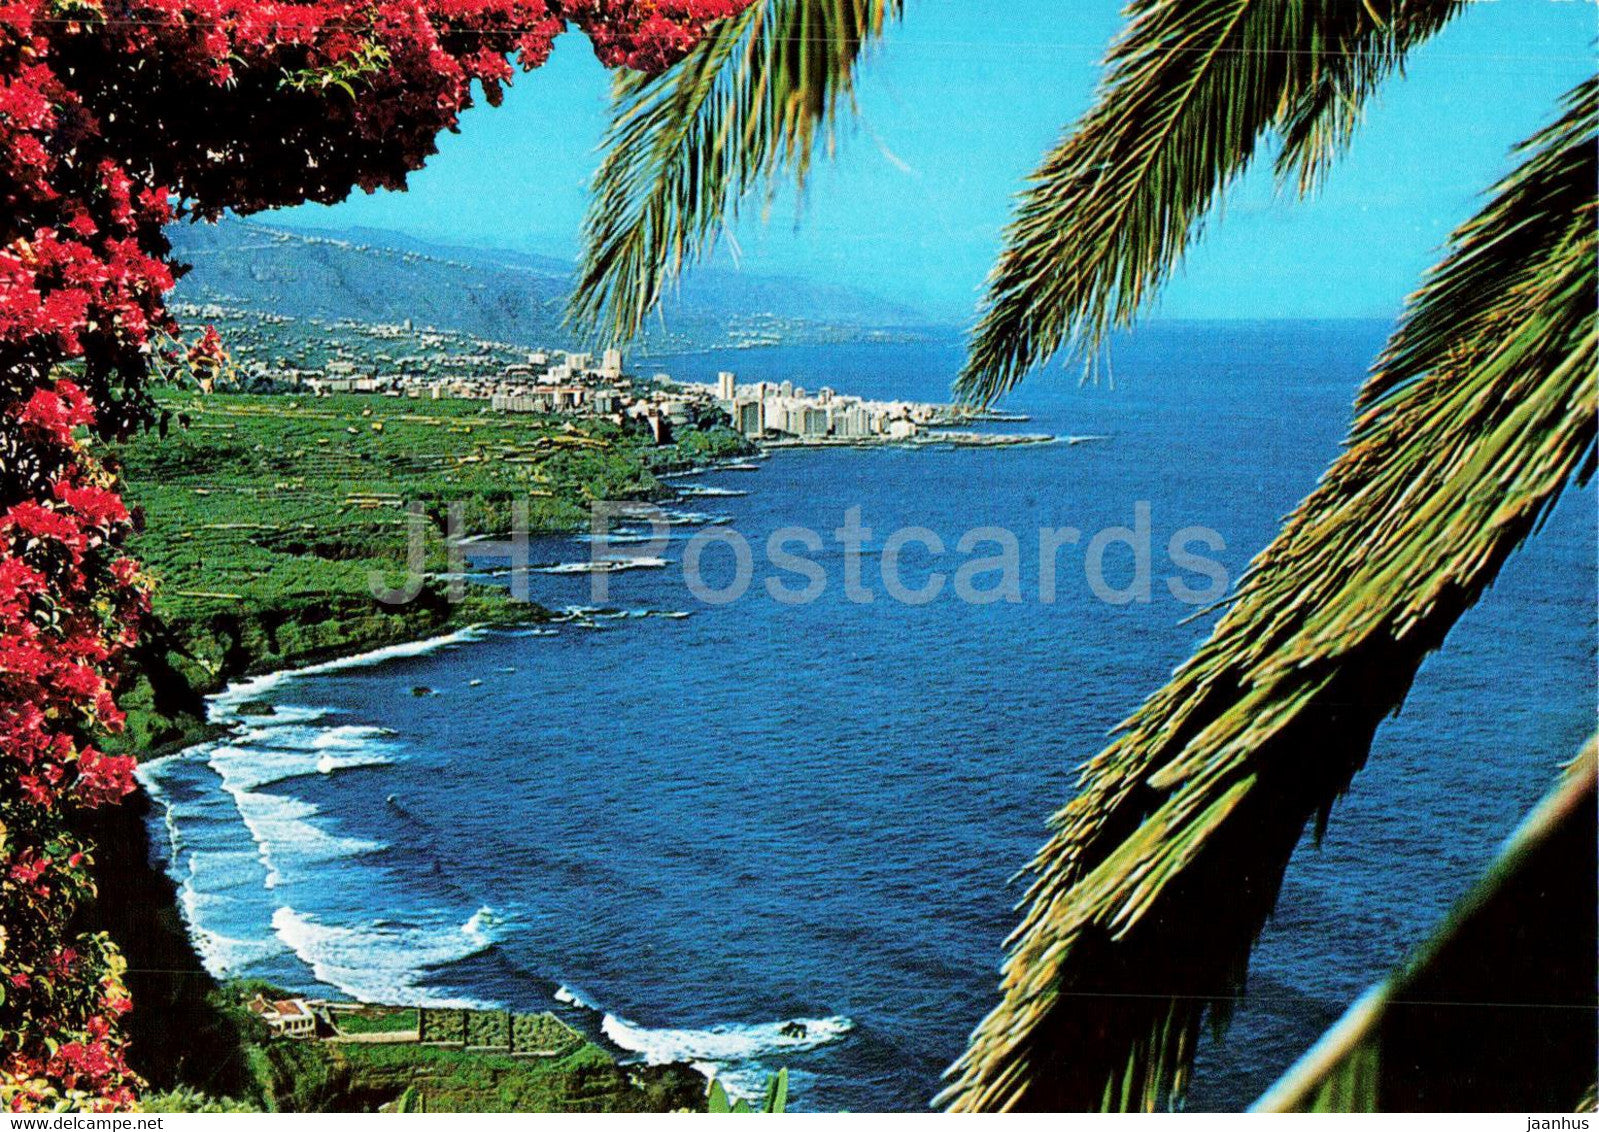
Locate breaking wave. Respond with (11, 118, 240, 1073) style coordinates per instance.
(271, 906, 504, 1007)
(555, 986, 852, 1101)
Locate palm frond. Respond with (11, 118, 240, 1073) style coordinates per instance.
(940, 77, 1597, 1112)
(1271, 1, 1463, 193)
(1254, 741, 1596, 1112)
(958, 0, 1463, 406)
(566, 0, 900, 345)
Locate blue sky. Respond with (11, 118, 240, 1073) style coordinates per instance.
(281, 1, 1595, 324)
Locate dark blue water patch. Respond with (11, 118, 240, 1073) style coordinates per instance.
(141, 326, 1596, 1112)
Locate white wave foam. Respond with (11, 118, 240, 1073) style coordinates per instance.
(602, 1012, 854, 1065)
(210, 627, 484, 720)
(594, 1004, 853, 1099)
(659, 510, 732, 526)
(170, 836, 293, 978)
(676, 486, 748, 498)
(135, 753, 178, 800)
(258, 704, 331, 726)
(206, 726, 396, 793)
(553, 984, 598, 1010)
(315, 751, 392, 776)
(576, 531, 670, 545)
(462, 906, 498, 947)
(533, 557, 669, 575)
(189, 916, 292, 975)
(215, 775, 385, 888)
(271, 906, 503, 1007)
(312, 723, 396, 749)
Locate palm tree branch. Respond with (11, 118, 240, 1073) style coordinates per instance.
(1253, 741, 1597, 1112)
(1272, 0, 1464, 193)
(566, 0, 901, 345)
(958, 0, 1465, 406)
(940, 76, 1596, 1112)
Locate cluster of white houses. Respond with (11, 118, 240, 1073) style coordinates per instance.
(294, 347, 946, 444)
(304, 347, 626, 401)
(706, 371, 934, 441)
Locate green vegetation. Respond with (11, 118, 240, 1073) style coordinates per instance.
(183, 984, 707, 1113)
(415, 1007, 585, 1056)
(709, 1069, 789, 1114)
(333, 1008, 418, 1036)
(107, 389, 750, 757)
(142, 1088, 263, 1113)
(327, 1041, 705, 1113)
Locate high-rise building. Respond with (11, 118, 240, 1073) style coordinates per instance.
(717, 371, 737, 400)
(735, 399, 764, 438)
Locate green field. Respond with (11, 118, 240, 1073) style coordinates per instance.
(107, 389, 749, 755)
(333, 1008, 418, 1036)
(150, 986, 706, 1113)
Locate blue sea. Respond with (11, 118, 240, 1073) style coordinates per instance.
(139, 324, 1596, 1112)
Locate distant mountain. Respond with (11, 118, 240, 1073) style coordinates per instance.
(166, 217, 936, 353)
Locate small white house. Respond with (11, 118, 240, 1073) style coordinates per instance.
(248, 994, 317, 1038)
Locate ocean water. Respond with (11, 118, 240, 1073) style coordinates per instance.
(139, 324, 1596, 1111)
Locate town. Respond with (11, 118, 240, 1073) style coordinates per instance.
(173, 302, 1045, 448)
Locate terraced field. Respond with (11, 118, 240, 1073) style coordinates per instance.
(108, 390, 749, 754)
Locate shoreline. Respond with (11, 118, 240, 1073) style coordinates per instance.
(113, 419, 1049, 1105)
(132, 622, 775, 1108)
(122, 450, 809, 1107)
(761, 431, 1057, 451)
(99, 615, 540, 1097)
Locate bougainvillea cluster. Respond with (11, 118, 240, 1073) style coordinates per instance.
(0, 0, 748, 1110)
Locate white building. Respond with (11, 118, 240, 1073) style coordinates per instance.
(248, 995, 317, 1039)
(734, 400, 764, 438)
(717, 371, 737, 401)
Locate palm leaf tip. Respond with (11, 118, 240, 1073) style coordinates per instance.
(1255, 741, 1597, 1113)
(567, 0, 902, 346)
(941, 75, 1596, 1112)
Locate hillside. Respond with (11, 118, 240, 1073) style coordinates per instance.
(167, 217, 935, 355)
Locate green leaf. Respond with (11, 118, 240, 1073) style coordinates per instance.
(568, 0, 901, 346)
(942, 77, 1597, 1112)
(763, 1068, 789, 1113)
(958, 0, 1464, 406)
(1255, 743, 1597, 1112)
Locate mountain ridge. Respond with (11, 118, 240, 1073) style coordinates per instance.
(167, 216, 940, 354)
